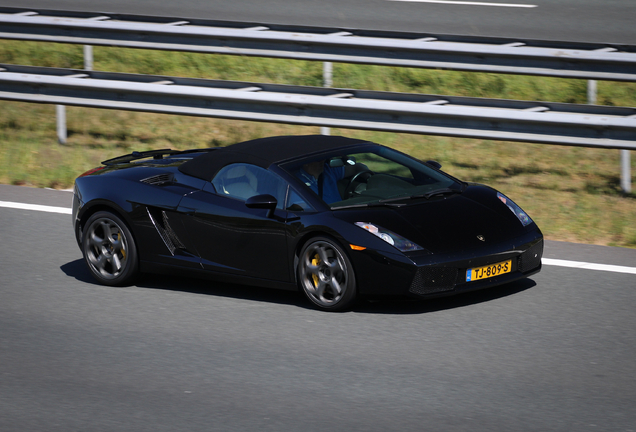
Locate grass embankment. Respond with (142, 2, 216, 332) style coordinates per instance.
(1, 41, 635, 247)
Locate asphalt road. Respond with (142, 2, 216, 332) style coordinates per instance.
(2, 1, 635, 427)
(1, 0, 634, 44)
(1, 185, 635, 431)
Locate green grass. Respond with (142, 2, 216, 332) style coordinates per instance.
(1, 40, 635, 247)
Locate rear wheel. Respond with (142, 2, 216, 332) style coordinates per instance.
(297, 237, 356, 311)
(81, 211, 138, 286)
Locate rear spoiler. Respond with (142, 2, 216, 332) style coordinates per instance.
(101, 148, 214, 165)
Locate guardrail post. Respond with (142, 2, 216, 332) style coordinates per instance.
(587, 80, 631, 193)
(587, 80, 597, 105)
(321, 62, 333, 136)
(83, 45, 93, 71)
(621, 150, 632, 194)
(55, 104, 67, 144)
(56, 45, 93, 144)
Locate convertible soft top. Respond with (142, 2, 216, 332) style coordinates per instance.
(179, 135, 369, 181)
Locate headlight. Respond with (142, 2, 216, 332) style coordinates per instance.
(497, 192, 533, 226)
(355, 222, 423, 252)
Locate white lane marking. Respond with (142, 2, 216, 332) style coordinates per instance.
(543, 258, 636, 275)
(387, 0, 537, 7)
(2, 200, 635, 275)
(0, 200, 72, 214)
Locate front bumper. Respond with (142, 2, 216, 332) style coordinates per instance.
(408, 238, 543, 297)
(352, 234, 543, 298)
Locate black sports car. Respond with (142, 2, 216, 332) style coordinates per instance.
(73, 135, 543, 311)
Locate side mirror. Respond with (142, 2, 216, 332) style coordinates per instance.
(245, 194, 278, 218)
(426, 160, 442, 170)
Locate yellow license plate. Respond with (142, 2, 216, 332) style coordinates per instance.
(466, 260, 512, 282)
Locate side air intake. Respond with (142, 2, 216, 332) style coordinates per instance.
(141, 173, 174, 186)
(146, 208, 186, 255)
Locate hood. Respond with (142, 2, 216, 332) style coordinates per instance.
(336, 185, 530, 255)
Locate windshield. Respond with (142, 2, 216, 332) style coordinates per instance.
(280, 145, 462, 208)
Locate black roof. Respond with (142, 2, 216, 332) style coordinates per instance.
(179, 135, 370, 181)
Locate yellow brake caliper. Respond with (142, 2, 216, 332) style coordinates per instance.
(311, 254, 320, 287)
(117, 233, 126, 260)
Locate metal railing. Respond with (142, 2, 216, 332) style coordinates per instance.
(1, 7, 635, 81)
(2, 64, 634, 150)
(0, 7, 633, 191)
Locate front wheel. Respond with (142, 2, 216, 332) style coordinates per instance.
(297, 237, 356, 311)
(81, 211, 138, 286)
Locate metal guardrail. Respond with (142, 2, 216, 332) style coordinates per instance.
(1, 7, 636, 82)
(0, 7, 633, 191)
(1, 64, 635, 150)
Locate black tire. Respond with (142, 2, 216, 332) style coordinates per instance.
(81, 211, 139, 286)
(297, 236, 356, 311)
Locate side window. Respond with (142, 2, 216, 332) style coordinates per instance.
(211, 163, 286, 209)
(286, 187, 315, 212)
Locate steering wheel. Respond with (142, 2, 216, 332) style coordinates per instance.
(344, 170, 373, 198)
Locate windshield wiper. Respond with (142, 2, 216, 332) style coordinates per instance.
(379, 188, 460, 203)
(419, 187, 460, 199)
(331, 188, 460, 209)
(331, 201, 406, 210)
